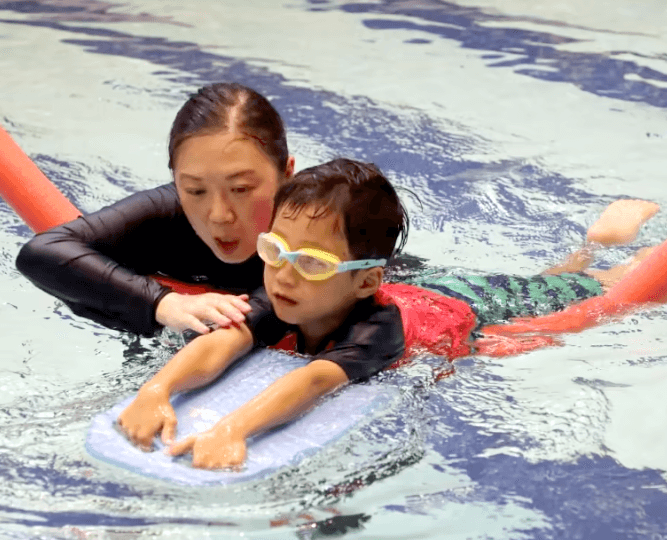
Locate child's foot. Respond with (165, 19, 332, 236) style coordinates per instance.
(586, 199, 659, 246)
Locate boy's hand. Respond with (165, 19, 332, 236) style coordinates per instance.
(168, 423, 247, 470)
(155, 292, 252, 335)
(116, 385, 177, 451)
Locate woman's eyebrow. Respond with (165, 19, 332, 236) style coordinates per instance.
(178, 173, 204, 182)
(226, 169, 257, 181)
(179, 170, 258, 180)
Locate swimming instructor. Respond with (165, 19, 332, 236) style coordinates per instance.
(16, 83, 295, 336)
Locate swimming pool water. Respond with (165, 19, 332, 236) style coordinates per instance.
(1, 1, 667, 538)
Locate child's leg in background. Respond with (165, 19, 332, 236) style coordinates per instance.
(543, 199, 660, 276)
(408, 201, 659, 326)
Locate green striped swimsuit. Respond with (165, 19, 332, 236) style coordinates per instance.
(405, 272, 604, 328)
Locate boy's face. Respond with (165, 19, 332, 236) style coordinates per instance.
(264, 205, 378, 343)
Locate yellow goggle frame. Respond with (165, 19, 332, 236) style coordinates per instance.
(257, 232, 386, 281)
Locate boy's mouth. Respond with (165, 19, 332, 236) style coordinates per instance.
(215, 238, 240, 254)
(272, 292, 298, 306)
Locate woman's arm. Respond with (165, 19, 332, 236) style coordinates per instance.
(169, 359, 349, 469)
(16, 184, 180, 336)
(117, 324, 254, 449)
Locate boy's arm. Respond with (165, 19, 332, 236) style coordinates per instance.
(169, 359, 348, 469)
(117, 324, 254, 449)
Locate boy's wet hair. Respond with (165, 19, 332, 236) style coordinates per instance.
(168, 82, 288, 173)
(272, 158, 409, 261)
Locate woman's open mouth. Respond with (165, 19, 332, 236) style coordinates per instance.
(215, 238, 240, 254)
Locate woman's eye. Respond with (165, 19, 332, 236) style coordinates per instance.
(231, 185, 253, 194)
(185, 189, 206, 196)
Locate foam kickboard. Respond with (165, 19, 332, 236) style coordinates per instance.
(86, 349, 398, 485)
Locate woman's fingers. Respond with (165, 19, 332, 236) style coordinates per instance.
(212, 295, 251, 322)
(200, 295, 250, 327)
(228, 294, 252, 313)
(203, 306, 235, 327)
(185, 314, 211, 335)
(158, 292, 253, 333)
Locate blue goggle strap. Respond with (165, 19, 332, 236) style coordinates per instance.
(336, 258, 387, 272)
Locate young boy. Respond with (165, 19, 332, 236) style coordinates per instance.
(117, 158, 416, 469)
(117, 158, 659, 469)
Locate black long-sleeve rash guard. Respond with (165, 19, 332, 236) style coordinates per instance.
(15, 183, 264, 336)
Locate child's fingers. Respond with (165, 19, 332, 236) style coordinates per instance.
(161, 415, 178, 446)
(129, 426, 156, 451)
(194, 441, 247, 470)
(168, 435, 195, 456)
(116, 418, 151, 450)
(225, 442, 246, 469)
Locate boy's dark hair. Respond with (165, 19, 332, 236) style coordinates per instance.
(272, 158, 409, 261)
(168, 82, 288, 173)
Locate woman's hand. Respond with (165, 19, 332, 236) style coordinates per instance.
(155, 292, 252, 335)
(169, 423, 247, 470)
(116, 385, 177, 451)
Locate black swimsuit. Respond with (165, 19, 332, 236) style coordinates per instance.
(15, 183, 264, 336)
(245, 287, 405, 381)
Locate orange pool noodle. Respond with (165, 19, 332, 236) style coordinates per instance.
(0, 126, 81, 233)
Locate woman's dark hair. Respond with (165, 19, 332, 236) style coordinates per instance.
(168, 82, 288, 172)
(272, 158, 409, 261)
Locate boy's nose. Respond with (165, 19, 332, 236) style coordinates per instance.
(275, 260, 299, 286)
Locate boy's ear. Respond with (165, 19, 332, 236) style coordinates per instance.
(285, 155, 296, 179)
(355, 267, 383, 299)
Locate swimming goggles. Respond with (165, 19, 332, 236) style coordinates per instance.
(257, 232, 387, 281)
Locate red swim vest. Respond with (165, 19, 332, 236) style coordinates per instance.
(376, 283, 477, 362)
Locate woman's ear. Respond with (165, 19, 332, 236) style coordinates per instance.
(285, 156, 296, 179)
(355, 267, 383, 299)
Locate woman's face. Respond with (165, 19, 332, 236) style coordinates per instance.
(173, 131, 292, 264)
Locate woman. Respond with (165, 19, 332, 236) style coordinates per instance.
(16, 83, 295, 336)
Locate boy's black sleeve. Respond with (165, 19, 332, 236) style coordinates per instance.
(316, 302, 404, 382)
(15, 184, 181, 336)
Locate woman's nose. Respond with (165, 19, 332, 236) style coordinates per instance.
(209, 193, 235, 224)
